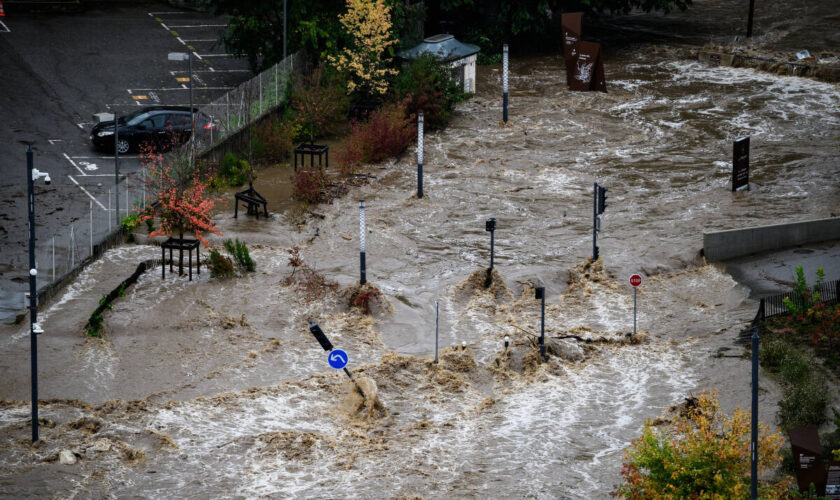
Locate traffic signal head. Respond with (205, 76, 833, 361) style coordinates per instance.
(597, 186, 608, 214)
(535, 286, 545, 300)
(486, 217, 496, 232)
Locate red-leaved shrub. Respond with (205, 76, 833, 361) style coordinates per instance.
(338, 101, 416, 174)
(291, 168, 328, 204)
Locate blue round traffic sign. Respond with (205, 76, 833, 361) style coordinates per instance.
(328, 349, 349, 369)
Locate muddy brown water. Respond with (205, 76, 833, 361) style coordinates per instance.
(2, 1, 839, 497)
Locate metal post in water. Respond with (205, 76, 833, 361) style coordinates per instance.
(750, 327, 759, 499)
(592, 183, 599, 262)
(434, 300, 439, 364)
(747, 0, 755, 38)
(359, 199, 366, 285)
(485, 217, 497, 288)
(504, 335, 510, 350)
(417, 113, 424, 198)
(502, 44, 509, 123)
(536, 286, 546, 361)
(633, 287, 637, 336)
(89, 200, 93, 256)
(108, 190, 112, 231)
(51, 236, 55, 282)
(70, 225, 75, 266)
(114, 112, 120, 227)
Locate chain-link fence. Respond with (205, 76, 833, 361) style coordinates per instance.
(191, 52, 303, 155)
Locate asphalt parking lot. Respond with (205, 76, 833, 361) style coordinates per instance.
(0, 1, 254, 320)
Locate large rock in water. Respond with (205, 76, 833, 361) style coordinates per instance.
(59, 449, 77, 465)
(545, 338, 584, 362)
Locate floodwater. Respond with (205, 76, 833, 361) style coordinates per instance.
(1, 0, 839, 498)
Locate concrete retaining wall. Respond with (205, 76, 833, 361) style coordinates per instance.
(703, 217, 840, 261)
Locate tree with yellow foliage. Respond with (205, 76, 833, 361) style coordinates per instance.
(614, 390, 794, 499)
(328, 0, 398, 99)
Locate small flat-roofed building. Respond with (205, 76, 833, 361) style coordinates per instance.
(398, 34, 481, 93)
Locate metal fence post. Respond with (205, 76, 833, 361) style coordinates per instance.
(51, 235, 55, 282)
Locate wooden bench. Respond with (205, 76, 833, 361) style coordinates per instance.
(234, 186, 268, 219)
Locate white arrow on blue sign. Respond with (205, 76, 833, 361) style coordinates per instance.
(328, 349, 349, 370)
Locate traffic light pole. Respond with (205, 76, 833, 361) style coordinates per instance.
(592, 183, 598, 262)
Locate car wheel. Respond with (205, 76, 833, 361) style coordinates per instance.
(116, 138, 131, 155)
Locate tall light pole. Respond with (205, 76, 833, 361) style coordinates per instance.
(27, 145, 50, 443)
(169, 52, 194, 166)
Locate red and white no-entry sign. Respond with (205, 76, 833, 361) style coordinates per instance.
(629, 274, 642, 287)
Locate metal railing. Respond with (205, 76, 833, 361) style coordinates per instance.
(740, 279, 840, 342)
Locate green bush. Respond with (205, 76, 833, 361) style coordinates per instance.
(208, 249, 234, 278)
(223, 238, 255, 272)
(120, 213, 141, 232)
(393, 53, 468, 130)
(211, 153, 249, 189)
(761, 334, 830, 429)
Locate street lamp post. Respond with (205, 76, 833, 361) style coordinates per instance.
(26, 145, 50, 443)
(169, 52, 194, 166)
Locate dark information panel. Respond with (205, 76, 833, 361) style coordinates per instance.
(790, 426, 827, 495)
(732, 136, 750, 191)
(827, 462, 840, 499)
(561, 12, 583, 87)
(569, 41, 606, 92)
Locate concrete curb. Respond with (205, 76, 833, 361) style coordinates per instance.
(704, 217, 840, 261)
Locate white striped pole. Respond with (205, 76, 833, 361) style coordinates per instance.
(359, 199, 366, 285)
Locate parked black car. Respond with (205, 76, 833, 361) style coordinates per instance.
(90, 106, 214, 154)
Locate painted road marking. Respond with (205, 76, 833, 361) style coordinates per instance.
(170, 30, 179, 36)
(176, 36, 186, 45)
(181, 38, 217, 42)
(69, 175, 107, 210)
(129, 87, 233, 91)
(176, 77, 190, 82)
(77, 123, 86, 130)
(71, 155, 140, 159)
(197, 53, 234, 57)
(169, 24, 226, 28)
(170, 69, 248, 73)
(78, 161, 99, 172)
(192, 51, 202, 60)
(160, 23, 169, 30)
(132, 95, 149, 100)
(148, 11, 188, 15)
(48, 139, 65, 145)
(63, 153, 86, 176)
(0, 20, 10, 33)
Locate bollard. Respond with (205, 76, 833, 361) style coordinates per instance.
(504, 335, 510, 350)
(535, 286, 546, 361)
(461, 341, 467, 351)
(434, 300, 439, 364)
(417, 113, 424, 198)
(359, 199, 366, 285)
(502, 44, 509, 123)
(485, 217, 497, 288)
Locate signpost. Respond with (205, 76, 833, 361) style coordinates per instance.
(733, 136, 750, 192)
(328, 349, 349, 370)
(308, 322, 365, 398)
(790, 425, 827, 496)
(629, 274, 642, 336)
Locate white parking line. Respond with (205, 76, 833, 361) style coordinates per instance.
(126, 87, 234, 91)
(71, 155, 140, 160)
(170, 69, 249, 73)
(0, 20, 10, 33)
(69, 175, 107, 210)
(63, 153, 86, 176)
(169, 24, 226, 28)
(181, 39, 217, 42)
(48, 139, 65, 145)
(176, 36, 186, 45)
(192, 51, 202, 60)
(197, 54, 235, 57)
(161, 23, 170, 30)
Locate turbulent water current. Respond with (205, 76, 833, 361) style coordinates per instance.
(1, 1, 839, 498)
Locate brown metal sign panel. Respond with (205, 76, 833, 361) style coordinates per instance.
(569, 41, 601, 92)
(562, 12, 583, 85)
(827, 462, 840, 499)
(790, 426, 827, 495)
(732, 136, 750, 191)
(593, 50, 607, 93)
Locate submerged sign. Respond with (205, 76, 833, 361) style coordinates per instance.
(732, 136, 750, 191)
(569, 41, 607, 92)
(561, 12, 583, 87)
